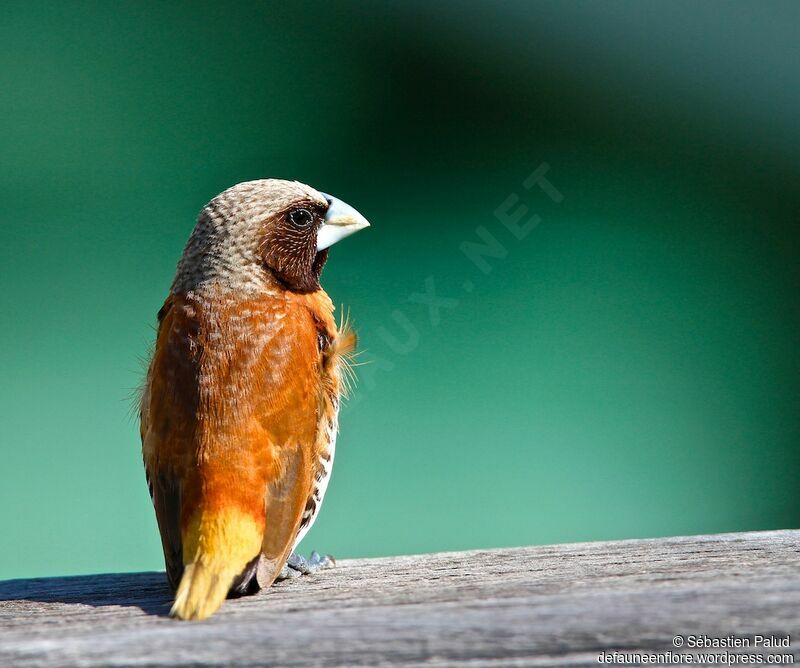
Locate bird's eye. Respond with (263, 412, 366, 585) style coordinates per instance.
(288, 208, 314, 228)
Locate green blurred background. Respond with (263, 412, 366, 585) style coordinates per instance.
(1, 1, 798, 580)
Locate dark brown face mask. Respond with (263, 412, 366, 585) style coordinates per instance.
(260, 193, 370, 293)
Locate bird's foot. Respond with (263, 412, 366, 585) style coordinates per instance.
(276, 551, 335, 581)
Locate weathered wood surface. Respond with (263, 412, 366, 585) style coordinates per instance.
(0, 530, 798, 667)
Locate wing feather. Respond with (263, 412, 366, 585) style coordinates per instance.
(141, 296, 186, 591)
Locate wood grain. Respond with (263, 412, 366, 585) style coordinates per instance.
(1, 530, 798, 666)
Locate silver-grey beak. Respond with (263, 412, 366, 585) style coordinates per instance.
(317, 193, 370, 251)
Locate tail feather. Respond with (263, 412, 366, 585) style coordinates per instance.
(170, 560, 240, 620)
(170, 507, 262, 621)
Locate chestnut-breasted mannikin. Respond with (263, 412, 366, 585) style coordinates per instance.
(140, 179, 369, 620)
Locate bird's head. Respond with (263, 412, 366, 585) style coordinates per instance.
(172, 179, 370, 294)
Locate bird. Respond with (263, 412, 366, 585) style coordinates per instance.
(139, 179, 369, 620)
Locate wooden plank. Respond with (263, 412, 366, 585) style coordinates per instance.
(1, 530, 798, 666)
